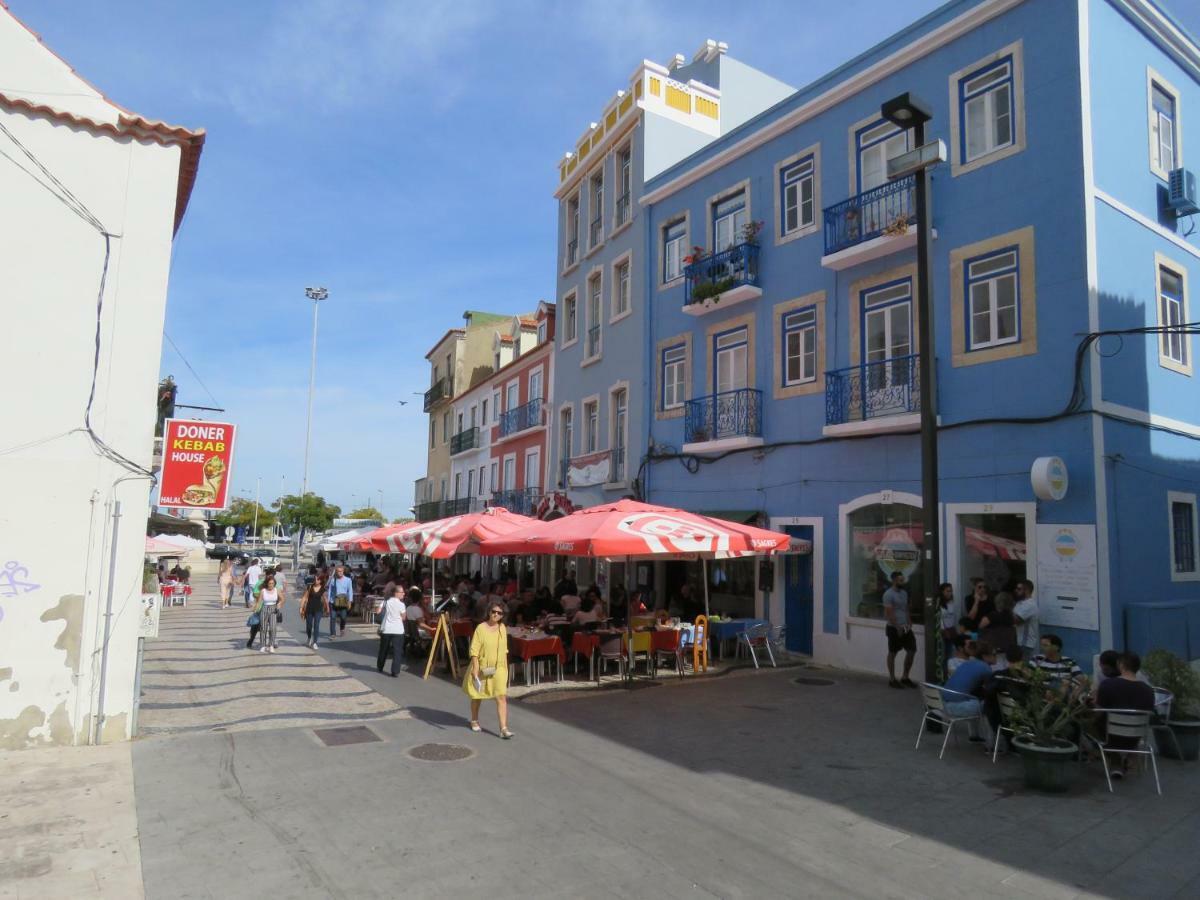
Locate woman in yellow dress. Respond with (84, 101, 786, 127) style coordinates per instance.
(464, 603, 513, 739)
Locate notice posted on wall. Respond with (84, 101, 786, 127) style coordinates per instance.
(1034, 524, 1099, 631)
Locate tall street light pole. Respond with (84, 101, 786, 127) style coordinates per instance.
(300, 286, 328, 567)
(881, 92, 943, 684)
(252, 476, 262, 542)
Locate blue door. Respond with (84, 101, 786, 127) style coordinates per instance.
(783, 525, 814, 654)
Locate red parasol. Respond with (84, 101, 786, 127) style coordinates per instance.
(370, 507, 535, 559)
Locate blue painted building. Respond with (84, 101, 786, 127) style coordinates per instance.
(548, 42, 793, 594)
(634, 0, 1200, 675)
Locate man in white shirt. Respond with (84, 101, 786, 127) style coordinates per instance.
(376, 586, 407, 676)
(1013, 579, 1039, 659)
(244, 558, 263, 608)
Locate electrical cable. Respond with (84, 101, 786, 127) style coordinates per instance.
(163, 331, 221, 408)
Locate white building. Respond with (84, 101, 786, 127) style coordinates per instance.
(0, 9, 204, 747)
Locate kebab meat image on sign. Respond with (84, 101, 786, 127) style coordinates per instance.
(157, 419, 236, 510)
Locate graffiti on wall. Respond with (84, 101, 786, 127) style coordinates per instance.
(0, 561, 40, 622)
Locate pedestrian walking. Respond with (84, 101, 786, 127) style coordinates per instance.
(463, 602, 513, 739)
(376, 586, 407, 677)
(244, 557, 263, 608)
(301, 572, 328, 649)
(258, 575, 283, 653)
(218, 558, 235, 609)
(327, 564, 353, 638)
(245, 603, 262, 650)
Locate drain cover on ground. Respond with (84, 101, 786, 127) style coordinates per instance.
(313, 725, 381, 747)
(792, 675, 836, 686)
(407, 743, 475, 762)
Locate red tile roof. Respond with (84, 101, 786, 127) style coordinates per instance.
(0, 92, 205, 234)
(0, 5, 205, 234)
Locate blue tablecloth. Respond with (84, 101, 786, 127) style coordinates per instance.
(709, 618, 768, 641)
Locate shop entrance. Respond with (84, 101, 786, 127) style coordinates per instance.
(783, 524, 814, 654)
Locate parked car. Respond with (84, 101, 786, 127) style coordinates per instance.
(206, 543, 236, 560)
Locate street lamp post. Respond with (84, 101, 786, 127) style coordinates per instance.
(299, 286, 328, 566)
(252, 476, 261, 543)
(881, 92, 942, 684)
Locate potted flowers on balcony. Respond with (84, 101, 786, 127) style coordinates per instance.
(1142, 649, 1200, 761)
(1007, 666, 1091, 792)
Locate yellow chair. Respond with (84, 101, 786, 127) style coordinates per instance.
(692, 615, 709, 673)
(626, 630, 653, 675)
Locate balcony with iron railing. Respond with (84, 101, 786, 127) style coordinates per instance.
(416, 497, 474, 522)
(449, 426, 480, 456)
(423, 376, 453, 412)
(589, 215, 603, 247)
(824, 353, 921, 434)
(683, 241, 762, 315)
(490, 487, 541, 516)
(615, 193, 631, 228)
(497, 398, 544, 438)
(821, 175, 917, 269)
(566, 237, 579, 267)
(683, 388, 764, 451)
(415, 500, 441, 522)
(586, 324, 601, 359)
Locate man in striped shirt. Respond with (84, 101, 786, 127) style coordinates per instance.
(1030, 633, 1084, 685)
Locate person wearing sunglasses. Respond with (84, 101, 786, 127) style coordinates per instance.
(463, 605, 513, 739)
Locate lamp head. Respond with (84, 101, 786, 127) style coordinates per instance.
(881, 92, 932, 128)
(305, 286, 329, 301)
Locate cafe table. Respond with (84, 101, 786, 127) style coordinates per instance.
(709, 618, 769, 659)
(508, 629, 567, 685)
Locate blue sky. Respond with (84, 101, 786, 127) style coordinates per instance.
(11, 0, 1199, 519)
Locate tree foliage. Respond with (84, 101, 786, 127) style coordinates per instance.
(213, 498, 278, 529)
(274, 493, 340, 533)
(346, 506, 383, 520)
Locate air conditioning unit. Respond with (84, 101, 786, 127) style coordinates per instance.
(1167, 167, 1200, 216)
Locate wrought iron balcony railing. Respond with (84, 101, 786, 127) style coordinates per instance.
(615, 193, 631, 227)
(415, 500, 442, 522)
(449, 427, 479, 455)
(823, 175, 915, 256)
(825, 353, 920, 425)
(567, 238, 579, 266)
(683, 241, 760, 306)
(423, 376, 452, 412)
(586, 324, 601, 358)
(611, 445, 626, 482)
(498, 398, 543, 438)
(490, 487, 541, 516)
(684, 388, 763, 444)
(589, 215, 603, 247)
(416, 497, 473, 522)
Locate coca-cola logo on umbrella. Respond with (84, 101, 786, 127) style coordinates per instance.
(615, 513, 732, 556)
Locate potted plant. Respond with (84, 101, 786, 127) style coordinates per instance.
(1142, 649, 1200, 761)
(1006, 666, 1091, 792)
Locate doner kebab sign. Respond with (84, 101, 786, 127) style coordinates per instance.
(158, 419, 236, 510)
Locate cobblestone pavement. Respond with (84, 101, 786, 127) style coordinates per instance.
(138, 563, 407, 736)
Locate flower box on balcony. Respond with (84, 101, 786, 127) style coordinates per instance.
(821, 176, 923, 270)
(683, 240, 762, 316)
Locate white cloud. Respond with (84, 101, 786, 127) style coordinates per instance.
(212, 0, 498, 121)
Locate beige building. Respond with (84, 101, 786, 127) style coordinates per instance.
(415, 310, 525, 519)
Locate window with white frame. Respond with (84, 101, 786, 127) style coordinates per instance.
(614, 258, 630, 317)
(616, 146, 632, 227)
(584, 400, 599, 452)
(1150, 79, 1178, 179)
(611, 388, 627, 481)
(479, 465, 488, 495)
(525, 449, 541, 491)
(442, 411, 450, 441)
(713, 190, 747, 250)
(468, 469, 476, 499)
(454, 472, 462, 499)
(491, 390, 500, 422)
(589, 172, 604, 247)
(780, 156, 815, 236)
(1159, 263, 1188, 369)
(529, 369, 543, 402)
(662, 344, 686, 410)
(566, 192, 580, 265)
(561, 407, 573, 467)
(429, 418, 435, 449)
(490, 461, 498, 495)
(663, 218, 686, 283)
(966, 247, 1020, 351)
(586, 274, 602, 358)
(503, 456, 516, 491)
(714, 327, 749, 394)
(782, 307, 817, 386)
(505, 382, 519, 411)
(481, 397, 488, 424)
(563, 291, 577, 343)
(1170, 492, 1198, 578)
(537, 320, 546, 344)
(857, 119, 909, 192)
(959, 56, 1015, 163)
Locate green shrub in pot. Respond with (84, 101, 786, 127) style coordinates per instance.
(1142, 649, 1200, 761)
(1006, 666, 1091, 791)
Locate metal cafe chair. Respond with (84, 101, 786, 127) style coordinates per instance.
(991, 691, 1026, 763)
(597, 635, 627, 679)
(916, 683, 983, 760)
(737, 623, 776, 669)
(1150, 687, 1183, 759)
(1087, 709, 1162, 795)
